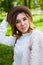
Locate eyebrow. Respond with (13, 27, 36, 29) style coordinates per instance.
(16, 16, 26, 21)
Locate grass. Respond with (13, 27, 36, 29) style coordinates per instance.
(0, 44, 14, 65)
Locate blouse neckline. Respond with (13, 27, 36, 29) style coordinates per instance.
(22, 32, 30, 37)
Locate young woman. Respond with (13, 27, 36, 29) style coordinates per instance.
(0, 6, 43, 65)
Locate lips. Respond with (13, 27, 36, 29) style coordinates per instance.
(21, 26, 26, 30)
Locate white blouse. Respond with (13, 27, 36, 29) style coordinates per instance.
(0, 17, 31, 65)
(13, 33, 31, 65)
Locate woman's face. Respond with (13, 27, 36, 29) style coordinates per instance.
(16, 12, 31, 34)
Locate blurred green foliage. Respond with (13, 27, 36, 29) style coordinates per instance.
(0, 0, 43, 12)
(33, 14, 43, 31)
(0, 44, 14, 65)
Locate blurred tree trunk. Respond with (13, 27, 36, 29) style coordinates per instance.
(38, 0, 43, 10)
(24, 0, 27, 6)
(28, 0, 31, 8)
(24, 0, 31, 9)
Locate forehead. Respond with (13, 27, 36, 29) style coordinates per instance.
(16, 12, 27, 20)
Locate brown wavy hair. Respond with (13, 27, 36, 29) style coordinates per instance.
(7, 6, 35, 38)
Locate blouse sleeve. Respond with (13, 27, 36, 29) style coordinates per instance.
(0, 35, 16, 46)
(0, 16, 8, 35)
(0, 16, 16, 46)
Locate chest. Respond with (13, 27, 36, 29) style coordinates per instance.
(14, 36, 31, 55)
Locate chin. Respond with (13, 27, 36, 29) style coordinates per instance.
(21, 30, 28, 33)
(20, 28, 29, 33)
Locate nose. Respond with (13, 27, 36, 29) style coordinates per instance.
(21, 21, 25, 26)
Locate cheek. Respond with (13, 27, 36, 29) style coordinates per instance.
(26, 21, 30, 26)
(16, 24, 21, 29)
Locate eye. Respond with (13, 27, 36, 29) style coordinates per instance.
(23, 17, 27, 21)
(16, 20, 20, 24)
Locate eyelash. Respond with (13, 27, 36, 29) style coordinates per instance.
(16, 21, 20, 24)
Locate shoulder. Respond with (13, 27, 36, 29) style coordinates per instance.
(32, 29, 43, 36)
(30, 29, 43, 40)
(32, 28, 42, 33)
